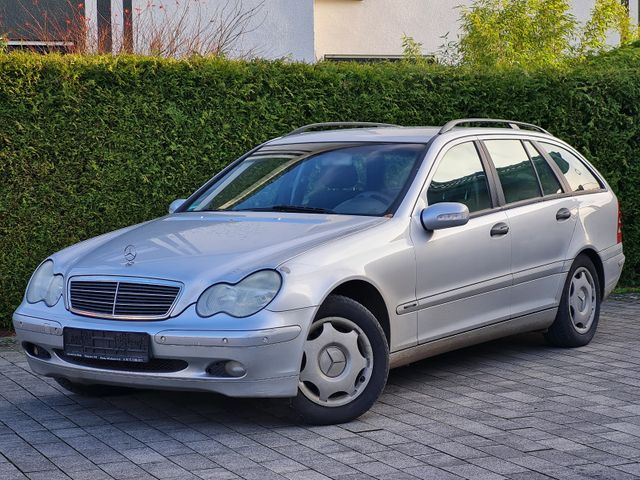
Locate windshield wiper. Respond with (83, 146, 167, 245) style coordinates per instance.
(233, 205, 335, 214)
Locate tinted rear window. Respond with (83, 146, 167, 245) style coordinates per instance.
(523, 141, 563, 196)
(484, 140, 542, 204)
(538, 142, 602, 192)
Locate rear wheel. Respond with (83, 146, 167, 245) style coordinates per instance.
(545, 255, 601, 347)
(55, 377, 130, 397)
(290, 295, 389, 425)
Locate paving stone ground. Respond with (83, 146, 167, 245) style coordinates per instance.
(1, 297, 639, 480)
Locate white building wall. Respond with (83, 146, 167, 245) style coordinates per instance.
(108, 0, 316, 61)
(84, 0, 639, 61)
(314, 0, 640, 60)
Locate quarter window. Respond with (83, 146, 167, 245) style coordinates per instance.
(523, 141, 563, 195)
(484, 140, 542, 204)
(538, 142, 602, 192)
(427, 142, 492, 213)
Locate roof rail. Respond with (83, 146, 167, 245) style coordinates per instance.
(285, 122, 399, 137)
(439, 118, 551, 136)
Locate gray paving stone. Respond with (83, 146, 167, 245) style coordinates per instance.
(352, 461, 400, 476)
(49, 454, 96, 473)
(140, 460, 193, 479)
(100, 461, 156, 480)
(26, 471, 72, 480)
(169, 453, 219, 470)
(1, 298, 639, 480)
(442, 463, 506, 480)
(414, 452, 467, 468)
(615, 463, 640, 476)
(261, 458, 307, 474)
(193, 468, 239, 479)
(403, 464, 463, 479)
(148, 439, 196, 456)
(368, 450, 424, 469)
(121, 447, 167, 464)
(0, 462, 29, 480)
(283, 470, 332, 480)
(66, 469, 115, 480)
(431, 442, 486, 460)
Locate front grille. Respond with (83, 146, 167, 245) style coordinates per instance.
(69, 279, 181, 319)
(55, 350, 188, 373)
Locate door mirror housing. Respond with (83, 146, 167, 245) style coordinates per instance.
(420, 202, 470, 231)
(168, 199, 187, 214)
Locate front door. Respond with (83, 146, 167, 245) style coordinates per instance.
(411, 140, 512, 344)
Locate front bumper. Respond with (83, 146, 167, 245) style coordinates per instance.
(13, 303, 316, 398)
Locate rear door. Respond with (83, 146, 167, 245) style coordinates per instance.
(480, 138, 578, 318)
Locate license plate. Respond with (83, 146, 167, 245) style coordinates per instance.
(63, 328, 150, 363)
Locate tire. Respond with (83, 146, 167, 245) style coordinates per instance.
(55, 377, 130, 397)
(545, 255, 601, 348)
(290, 295, 389, 425)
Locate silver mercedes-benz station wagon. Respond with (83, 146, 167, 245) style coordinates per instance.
(14, 119, 625, 424)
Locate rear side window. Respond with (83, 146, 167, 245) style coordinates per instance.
(484, 140, 541, 204)
(523, 141, 563, 195)
(427, 142, 492, 213)
(538, 142, 602, 192)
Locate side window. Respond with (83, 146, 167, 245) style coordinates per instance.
(538, 142, 602, 192)
(427, 142, 492, 213)
(523, 141, 563, 195)
(484, 140, 542, 204)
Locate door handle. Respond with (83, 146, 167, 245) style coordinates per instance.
(490, 222, 509, 237)
(556, 208, 572, 221)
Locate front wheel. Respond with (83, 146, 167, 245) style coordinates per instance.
(545, 255, 601, 348)
(290, 295, 389, 425)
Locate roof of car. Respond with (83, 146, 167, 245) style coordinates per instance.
(266, 126, 553, 146)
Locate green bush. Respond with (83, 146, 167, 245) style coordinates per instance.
(1, 53, 638, 328)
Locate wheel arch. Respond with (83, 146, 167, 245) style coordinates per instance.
(575, 248, 605, 298)
(327, 280, 391, 347)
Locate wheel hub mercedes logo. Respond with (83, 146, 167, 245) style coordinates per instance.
(123, 245, 137, 265)
(319, 346, 347, 378)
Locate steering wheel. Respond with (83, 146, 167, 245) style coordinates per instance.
(333, 191, 394, 215)
(355, 191, 393, 205)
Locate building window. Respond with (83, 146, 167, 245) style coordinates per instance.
(0, 0, 86, 52)
(323, 54, 435, 63)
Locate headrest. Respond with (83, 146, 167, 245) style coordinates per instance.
(320, 165, 358, 189)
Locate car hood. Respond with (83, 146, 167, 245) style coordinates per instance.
(56, 212, 384, 310)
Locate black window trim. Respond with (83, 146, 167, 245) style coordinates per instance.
(425, 133, 611, 221)
(474, 140, 501, 210)
(520, 140, 547, 197)
(527, 140, 572, 194)
(462, 134, 610, 219)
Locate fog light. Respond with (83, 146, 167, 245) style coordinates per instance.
(206, 360, 247, 378)
(224, 361, 246, 377)
(23, 342, 51, 360)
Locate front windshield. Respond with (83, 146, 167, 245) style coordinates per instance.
(186, 142, 425, 216)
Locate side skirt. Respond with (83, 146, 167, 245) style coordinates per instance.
(389, 308, 557, 369)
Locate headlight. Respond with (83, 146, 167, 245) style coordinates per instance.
(196, 270, 282, 318)
(26, 260, 64, 307)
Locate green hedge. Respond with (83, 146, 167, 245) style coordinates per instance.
(1, 53, 639, 328)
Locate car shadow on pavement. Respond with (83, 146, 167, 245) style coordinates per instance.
(34, 331, 552, 429)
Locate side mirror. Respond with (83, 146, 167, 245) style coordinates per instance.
(168, 199, 187, 214)
(420, 202, 469, 231)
